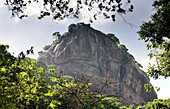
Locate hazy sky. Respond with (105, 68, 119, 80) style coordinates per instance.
(0, 0, 170, 99)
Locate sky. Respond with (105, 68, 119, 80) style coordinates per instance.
(0, 0, 170, 99)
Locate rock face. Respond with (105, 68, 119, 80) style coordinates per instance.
(38, 24, 157, 106)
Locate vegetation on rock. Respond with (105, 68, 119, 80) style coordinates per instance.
(53, 32, 61, 41)
(68, 24, 78, 33)
(43, 45, 51, 51)
(118, 44, 128, 52)
(107, 33, 120, 45)
(38, 50, 43, 56)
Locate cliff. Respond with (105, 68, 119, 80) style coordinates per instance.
(38, 23, 157, 106)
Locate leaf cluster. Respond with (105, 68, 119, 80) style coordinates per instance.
(0, 44, 56, 109)
(136, 99, 170, 109)
(138, 0, 170, 79)
(5, 0, 133, 22)
(107, 33, 120, 45)
(43, 45, 51, 51)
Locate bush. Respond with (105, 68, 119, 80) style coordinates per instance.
(0, 44, 55, 109)
(43, 45, 51, 50)
(62, 32, 69, 36)
(107, 33, 120, 45)
(136, 99, 170, 109)
(38, 50, 43, 56)
(118, 44, 128, 52)
(68, 23, 77, 33)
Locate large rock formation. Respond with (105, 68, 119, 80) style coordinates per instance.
(38, 23, 157, 106)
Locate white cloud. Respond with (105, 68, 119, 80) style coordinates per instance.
(151, 77, 170, 99)
(157, 89, 170, 99)
(0, 0, 40, 17)
(25, 2, 42, 16)
(0, 0, 5, 8)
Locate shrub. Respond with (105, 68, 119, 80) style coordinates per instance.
(43, 45, 51, 50)
(107, 33, 120, 45)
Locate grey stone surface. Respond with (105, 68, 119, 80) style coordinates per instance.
(38, 24, 157, 106)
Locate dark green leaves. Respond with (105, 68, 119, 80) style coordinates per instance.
(129, 5, 133, 12)
(107, 33, 120, 45)
(38, 11, 50, 19)
(5, 0, 133, 22)
(118, 44, 128, 52)
(69, 8, 73, 13)
(43, 45, 51, 51)
(138, 0, 170, 79)
(144, 83, 154, 92)
(68, 23, 78, 33)
(111, 14, 115, 21)
(0, 44, 54, 108)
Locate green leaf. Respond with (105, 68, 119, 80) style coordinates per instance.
(0, 67, 6, 72)
(48, 77, 58, 82)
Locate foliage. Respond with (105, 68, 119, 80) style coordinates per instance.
(77, 22, 91, 27)
(52, 32, 61, 41)
(127, 52, 135, 60)
(68, 23, 78, 33)
(85, 97, 121, 109)
(36, 60, 47, 69)
(135, 61, 143, 69)
(43, 45, 51, 51)
(51, 75, 122, 109)
(138, 0, 170, 79)
(136, 99, 170, 109)
(1, 44, 129, 109)
(144, 83, 154, 92)
(118, 44, 128, 52)
(118, 44, 143, 68)
(62, 32, 69, 36)
(107, 33, 120, 45)
(38, 50, 43, 56)
(0, 44, 57, 109)
(4, 0, 133, 22)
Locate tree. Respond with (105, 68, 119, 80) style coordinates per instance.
(4, 0, 133, 22)
(51, 74, 123, 109)
(138, 0, 170, 79)
(1, 44, 132, 109)
(136, 99, 170, 109)
(0, 44, 57, 108)
(52, 32, 61, 41)
(38, 50, 43, 56)
(43, 45, 51, 51)
(68, 23, 78, 33)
